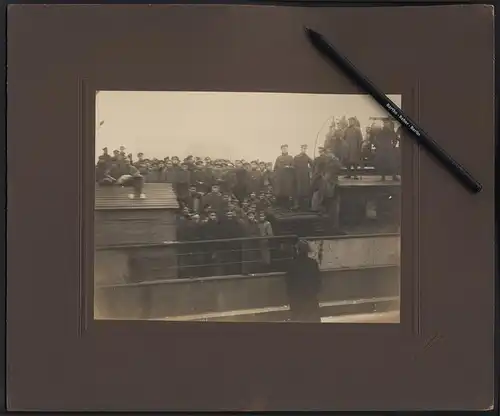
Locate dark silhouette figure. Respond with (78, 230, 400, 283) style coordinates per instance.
(285, 240, 322, 323)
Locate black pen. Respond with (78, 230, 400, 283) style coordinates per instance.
(304, 27, 482, 194)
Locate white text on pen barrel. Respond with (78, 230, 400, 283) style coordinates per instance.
(385, 103, 421, 137)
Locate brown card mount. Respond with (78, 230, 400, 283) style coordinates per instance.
(6, 4, 495, 412)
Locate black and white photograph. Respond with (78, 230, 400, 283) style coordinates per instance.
(94, 91, 402, 323)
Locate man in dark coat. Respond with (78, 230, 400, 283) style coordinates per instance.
(273, 144, 295, 210)
(233, 160, 250, 202)
(191, 160, 211, 193)
(343, 117, 363, 179)
(312, 147, 325, 175)
(166, 157, 180, 183)
(111, 149, 120, 162)
(374, 119, 399, 181)
(221, 164, 237, 195)
(176, 211, 194, 278)
(323, 120, 336, 153)
(285, 240, 322, 322)
(293, 144, 313, 210)
(219, 210, 244, 275)
(100, 147, 112, 164)
(200, 211, 224, 277)
(95, 156, 110, 183)
(247, 161, 263, 195)
(211, 162, 225, 187)
(184, 213, 205, 277)
(202, 184, 225, 216)
(172, 162, 191, 205)
(184, 185, 202, 213)
(163, 159, 174, 183)
(119, 145, 127, 159)
(261, 162, 274, 192)
(241, 211, 261, 275)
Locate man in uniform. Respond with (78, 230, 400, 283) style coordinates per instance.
(374, 119, 399, 181)
(233, 160, 249, 202)
(100, 147, 112, 164)
(191, 159, 210, 193)
(219, 210, 244, 276)
(273, 144, 295, 210)
(199, 211, 222, 276)
(95, 155, 110, 183)
(241, 211, 261, 275)
(133, 152, 150, 179)
(293, 144, 313, 210)
(343, 116, 363, 179)
(184, 213, 205, 278)
(119, 145, 127, 159)
(202, 183, 225, 216)
(247, 161, 263, 195)
(111, 149, 121, 162)
(323, 119, 337, 154)
(173, 162, 191, 205)
(261, 162, 274, 192)
(104, 158, 147, 200)
(184, 185, 202, 213)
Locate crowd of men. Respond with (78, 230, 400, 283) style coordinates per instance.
(95, 115, 401, 276)
(324, 116, 401, 179)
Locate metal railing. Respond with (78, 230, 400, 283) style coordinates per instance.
(95, 232, 400, 286)
(96, 234, 299, 283)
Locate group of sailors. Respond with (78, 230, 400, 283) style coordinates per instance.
(324, 115, 401, 180)
(95, 114, 401, 252)
(95, 142, 345, 216)
(175, 206, 279, 278)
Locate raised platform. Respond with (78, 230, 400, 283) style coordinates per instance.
(95, 183, 179, 210)
(338, 175, 400, 188)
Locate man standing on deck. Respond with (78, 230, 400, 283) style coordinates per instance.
(273, 144, 295, 210)
(374, 119, 400, 181)
(285, 240, 322, 322)
(343, 117, 363, 179)
(293, 144, 313, 211)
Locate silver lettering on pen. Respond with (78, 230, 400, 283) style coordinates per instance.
(385, 102, 398, 116)
(385, 103, 421, 137)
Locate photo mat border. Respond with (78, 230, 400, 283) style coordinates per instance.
(7, 4, 494, 411)
(82, 82, 418, 334)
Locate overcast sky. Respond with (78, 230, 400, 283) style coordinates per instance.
(96, 91, 401, 162)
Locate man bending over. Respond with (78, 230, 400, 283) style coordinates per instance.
(100, 158, 146, 200)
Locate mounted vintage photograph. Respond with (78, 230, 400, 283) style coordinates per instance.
(94, 91, 402, 323)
